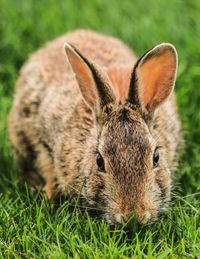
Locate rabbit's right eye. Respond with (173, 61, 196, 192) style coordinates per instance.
(96, 153, 105, 172)
(153, 147, 159, 167)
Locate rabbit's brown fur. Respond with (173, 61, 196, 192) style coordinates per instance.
(8, 29, 182, 224)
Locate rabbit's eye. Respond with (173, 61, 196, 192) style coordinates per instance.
(153, 147, 159, 167)
(96, 153, 105, 172)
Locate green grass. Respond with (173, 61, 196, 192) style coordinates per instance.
(0, 0, 200, 257)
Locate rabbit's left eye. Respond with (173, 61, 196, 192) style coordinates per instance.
(96, 153, 105, 172)
(153, 147, 159, 167)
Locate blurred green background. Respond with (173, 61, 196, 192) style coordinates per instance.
(0, 0, 199, 257)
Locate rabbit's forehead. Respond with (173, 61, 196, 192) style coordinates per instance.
(105, 121, 150, 152)
(100, 113, 153, 170)
(102, 108, 151, 148)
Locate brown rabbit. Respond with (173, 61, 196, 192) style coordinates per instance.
(8, 29, 182, 224)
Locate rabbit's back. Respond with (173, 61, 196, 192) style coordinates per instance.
(17, 29, 135, 90)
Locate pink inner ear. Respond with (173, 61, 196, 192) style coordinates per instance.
(138, 49, 176, 109)
(67, 49, 97, 109)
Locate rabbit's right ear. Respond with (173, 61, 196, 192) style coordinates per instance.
(64, 43, 116, 114)
(127, 43, 177, 114)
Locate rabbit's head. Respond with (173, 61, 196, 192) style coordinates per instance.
(65, 43, 177, 224)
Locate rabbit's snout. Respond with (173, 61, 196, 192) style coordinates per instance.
(114, 211, 152, 224)
(106, 198, 157, 224)
(106, 209, 153, 225)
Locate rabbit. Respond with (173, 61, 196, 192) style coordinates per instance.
(8, 29, 182, 224)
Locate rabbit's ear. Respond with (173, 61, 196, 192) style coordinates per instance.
(64, 43, 116, 113)
(128, 43, 177, 113)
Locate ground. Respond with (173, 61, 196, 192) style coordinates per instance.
(0, 0, 199, 257)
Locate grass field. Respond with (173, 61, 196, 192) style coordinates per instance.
(0, 0, 200, 257)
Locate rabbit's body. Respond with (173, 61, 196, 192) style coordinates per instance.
(8, 29, 181, 224)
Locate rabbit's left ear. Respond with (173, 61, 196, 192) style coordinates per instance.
(127, 43, 177, 113)
(64, 43, 116, 115)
